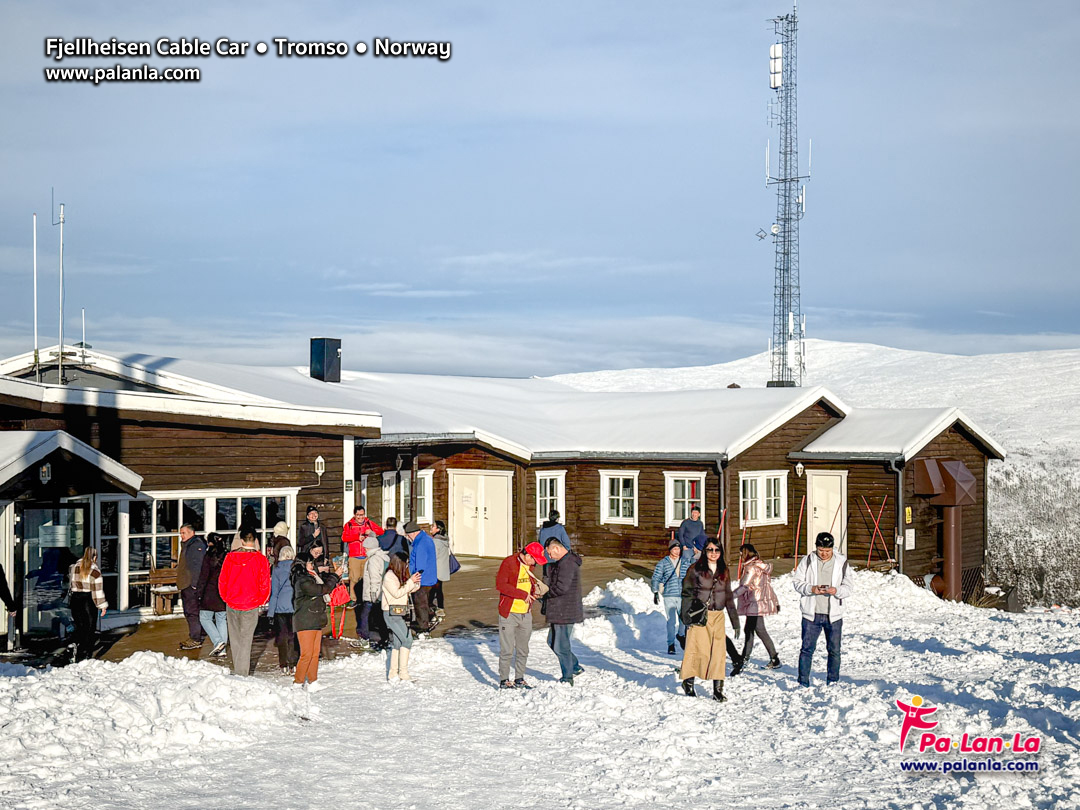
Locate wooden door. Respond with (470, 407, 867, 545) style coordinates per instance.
(480, 474, 512, 558)
(806, 471, 847, 555)
(450, 472, 482, 556)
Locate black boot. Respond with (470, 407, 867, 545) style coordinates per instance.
(682, 678, 696, 697)
(713, 680, 726, 702)
(729, 653, 745, 677)
(766, 655, 781, 669)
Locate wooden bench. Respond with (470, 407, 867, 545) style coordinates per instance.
(149, 568, 179, 616)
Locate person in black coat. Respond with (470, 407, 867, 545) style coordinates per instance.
(297, 506, 329, 557)
(290, 551, 341, 692)
(195, 534, 229, 658)
(679, 540, 742, 701)
(543, 539, 584, 685)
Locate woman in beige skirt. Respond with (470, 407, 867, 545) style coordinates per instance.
(679, 539, 740, 701)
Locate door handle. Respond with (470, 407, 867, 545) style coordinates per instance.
(483, 506, 488, 520)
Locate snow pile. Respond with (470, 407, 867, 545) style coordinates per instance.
(552, 340, 1080, 607)
(0, 651, 311, 797)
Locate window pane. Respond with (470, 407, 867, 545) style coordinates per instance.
(100, 536, 118, 573)
(674, 479, 686, 500)
(129, 536, 152, 570)
(609, 496, 620, 517)
(216, 498, 237, 531)
(100, 501, 118, 536)
(128, 579, 150, 609)
(156, 500, 179, 534)
(675, 501, 687, 522)
(240, 498, 261, 532)
(102, 575, 118, 609)
(689, 479, 699, 500)
(609, 479, 620, 497)
(130, 501, 152, 535)
(265, 497, 285, 530)
(624, 498, 634, 519)
(155, 537, 173, 569)
(620, 478, 633, 498)
(182, 499, 205, 532)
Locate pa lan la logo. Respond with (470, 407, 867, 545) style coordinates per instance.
(895, 695, 1041, 755)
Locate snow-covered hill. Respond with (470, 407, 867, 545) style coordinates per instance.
(552, 340, 1080, 606)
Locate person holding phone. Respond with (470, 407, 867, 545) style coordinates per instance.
(290, 549, 342, 692)
(382, 552, 421, 681)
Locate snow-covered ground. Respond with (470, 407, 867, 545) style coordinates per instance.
(2, 572, 1077, 809)
(552, 340, 1080, 607)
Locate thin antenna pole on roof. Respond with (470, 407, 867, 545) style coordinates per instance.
(81, 308, 86, 363)
(33, 213, 40, 382)
(52, 190, 66, 385)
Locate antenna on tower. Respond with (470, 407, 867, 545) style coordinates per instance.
(763, 2, 811, 387)
(51, 188, 67, 385)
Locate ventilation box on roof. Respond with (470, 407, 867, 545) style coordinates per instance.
(310, 337, 341, 383)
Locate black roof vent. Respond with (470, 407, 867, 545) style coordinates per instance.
(310, 337, 341, 383)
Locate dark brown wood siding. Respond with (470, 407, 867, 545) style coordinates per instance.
(903, 426, 988, 577)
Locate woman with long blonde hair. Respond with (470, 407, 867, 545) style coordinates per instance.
(68, 545, 107, 661)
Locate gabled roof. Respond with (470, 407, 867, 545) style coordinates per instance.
(0, 430, 143, 494)
(793, 407, 1006, 461)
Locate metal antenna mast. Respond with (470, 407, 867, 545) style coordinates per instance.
(765, 1, 809, 387)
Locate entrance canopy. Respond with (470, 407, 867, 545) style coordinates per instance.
(0, 431, 143, 498)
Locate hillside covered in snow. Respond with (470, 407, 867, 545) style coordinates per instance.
(552, 340, 1080, 606)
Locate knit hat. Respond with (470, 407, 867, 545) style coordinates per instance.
(668, 538, 680, 551)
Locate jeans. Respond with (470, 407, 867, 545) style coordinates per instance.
(662, 595, 683, 646)
(498, 612, 532, 682)
(226, 606, 260, 676)
(799, 614, 843, 686)
(741, 615, 777, 662)
(181, 586, 204, 641)
(358, 601, 373, 639)
(200, 610, 228, 648)
(547, 623, 580, 681)
(384, 611, 413, 650)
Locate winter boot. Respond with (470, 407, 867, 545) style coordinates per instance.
(729, 656, 745, 677)
(388, 649, 401, 681)
(713, 680, 726, 702)
(682, 678, 696, 697)
(766, 656, 781, 669)
(668, 643, 676, 655)
(399, 648, 412, 681)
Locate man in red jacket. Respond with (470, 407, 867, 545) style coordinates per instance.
(341, 505, 382, 606)
(218, 529, 271, 676)
(496, 541, 547, 689)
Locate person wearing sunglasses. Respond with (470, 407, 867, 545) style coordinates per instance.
(679, 540, 741, 701)
(791, 532, 854, 686)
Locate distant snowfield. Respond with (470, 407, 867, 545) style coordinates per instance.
(552, 340, 1080, 606)
(1, 573, 1076, 809)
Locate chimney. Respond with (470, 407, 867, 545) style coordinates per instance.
(310, 337, 341, 383)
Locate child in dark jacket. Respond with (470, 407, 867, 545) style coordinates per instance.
(268, 544, 299, 674)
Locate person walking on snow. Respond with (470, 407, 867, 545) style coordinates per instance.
(291, 549, 341, 692)
(382, 552, 421, 681)
(431, 520, 452, 617)
(176, 523, 208, 650)
(792, 532, 854, 687)
(679, 539, 740, 701)
(405, 520, 438, 633)
(495, 541, 547, 689)
(218, 529, 271, 676)
(543, 538, 584, 684)
(68, 546, 107, 662)
(342, 505, 382, 607)
(195, 533, 229, 658)
(652, 539, 692, 655)
(678, 505, 705, 561)
(356, 532, 389, 650)
(267, 544, 299, 675)
(731, 543, 781, 674)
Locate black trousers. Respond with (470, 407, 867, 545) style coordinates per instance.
(741, 615, 777, 661)
(413, 585, 433, 630)
(431, 581, 445, 611)
(271, 613, 299, 668)
(180, 586, 203, 641)
(70, 592, 98, 662)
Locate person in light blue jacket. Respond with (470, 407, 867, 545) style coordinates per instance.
(267, 545, 298, 675)
(651, 539, 692, 655)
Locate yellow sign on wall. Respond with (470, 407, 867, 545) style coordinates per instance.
(905, 506, 913, 525)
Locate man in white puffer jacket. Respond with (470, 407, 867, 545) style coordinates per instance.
(791, 532, 854, 687)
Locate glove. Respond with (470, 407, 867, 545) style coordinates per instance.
(734, 624, 741, 639)
(653, 592, 660, 605)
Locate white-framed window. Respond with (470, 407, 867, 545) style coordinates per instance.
(415, 469, 434, 524)
(663, 472, 707, 528)
(599, 470, 639, 526)
(382, 472, 397, 523)
(535, 470, 567, 526)
(739, 470, 788, 527)
(382, 470, 434, 524)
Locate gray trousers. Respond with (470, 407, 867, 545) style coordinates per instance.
(498, 612, 532, 682)
(226, 606, 260, 676)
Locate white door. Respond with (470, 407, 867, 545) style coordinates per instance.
(806, 470, 847, 555)
(448, 471, 513, 558)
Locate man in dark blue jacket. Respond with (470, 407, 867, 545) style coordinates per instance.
(543, 538, 584, 685)
(405, 520, 438, 632)
(377, 517, 409, 557)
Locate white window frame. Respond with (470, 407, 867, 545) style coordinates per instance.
(738, 470, 788, 528)
(663, 471, 707, 528)
(535, 470, 567, 526)
(598, 470, 639, 527)
(382, 472, 397, 523)
(415, 469, 434, 525)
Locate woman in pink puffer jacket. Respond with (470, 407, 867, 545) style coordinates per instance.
(731, 543, 780, 674)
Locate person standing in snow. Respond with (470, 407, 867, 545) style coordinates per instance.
(652, 539, 692, 655)
(495, 541, 548, 689)
(537, 510, 571, 551)
(195, 533, 229, 658)
(218, 529, 272, 676)
(731, 543, 781, 674)
(298, 505, 329, 557)
(792, 532, 854, 687)
(356, 532, 389, 650)
(679, 539, 740, 701)
(678, 505, 705, 561)
(382, 552, 421, 681)
(68, 546, 107, 661)
(291, 550, 342, 692)
(543, 538, 584, 685)
(405, 520, 439, 633)
(267, 544, 299, 675)
(431, 520, 452, 617)
(176, 523, 208, 651)
(342, 505, 382, 606)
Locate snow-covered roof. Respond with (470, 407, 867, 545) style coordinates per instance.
(794, 407, 1006, 461)
(0, 430, 143, 493)
(0, 346, 851, 461)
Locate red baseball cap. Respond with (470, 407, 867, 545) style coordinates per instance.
(523, 542, 548, 565)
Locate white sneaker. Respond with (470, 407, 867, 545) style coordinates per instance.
(305, 681, 328, 694)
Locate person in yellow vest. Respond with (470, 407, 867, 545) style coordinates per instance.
(495, 541, 548, 689)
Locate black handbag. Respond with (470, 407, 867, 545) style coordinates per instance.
(686, 598, 708, 627)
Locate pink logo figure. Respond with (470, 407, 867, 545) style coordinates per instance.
(896, 695, 938, 752)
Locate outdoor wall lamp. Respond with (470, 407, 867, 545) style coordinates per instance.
(795, 462, 804, 478)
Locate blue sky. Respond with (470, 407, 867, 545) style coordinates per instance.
(1, 1, 1078, 376)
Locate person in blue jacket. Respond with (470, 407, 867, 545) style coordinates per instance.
(678, 505, 705, 561)
(405, 520, 438, 633)
(267, 544, 299, 675)
(537, 510, 571, 550)
(651, 539, 693, 655)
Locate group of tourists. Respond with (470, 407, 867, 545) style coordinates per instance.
(650, 503, 855, 699)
